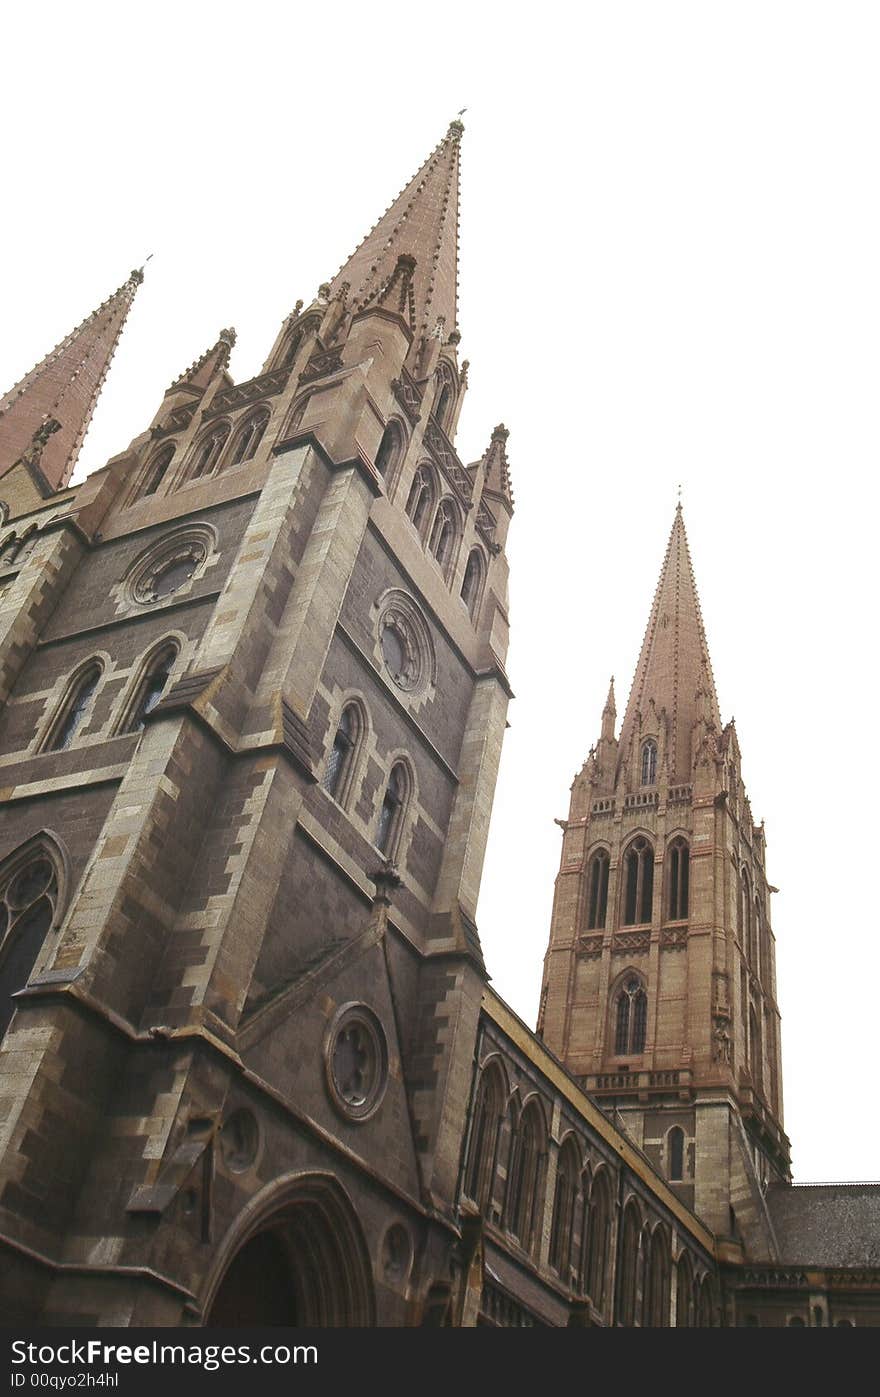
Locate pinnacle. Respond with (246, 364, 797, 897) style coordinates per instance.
(169, 327, 236, 391)
(0, 266, 142, 493)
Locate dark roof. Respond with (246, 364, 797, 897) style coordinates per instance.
(766, 1183, 880, 1266)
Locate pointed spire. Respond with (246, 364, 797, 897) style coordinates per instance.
(169, 327, 236, 393)
(0, 268, 143, 493)
(328, 118, 463, 363)
(619, 506, 722, 783)
(601, 676, 616, 742)
(481, 423, 514, 508)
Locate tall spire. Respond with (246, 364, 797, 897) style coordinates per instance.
(328, 118, 463, 362)
(0, 268, 143, 494)
(619, 504, 722, 783)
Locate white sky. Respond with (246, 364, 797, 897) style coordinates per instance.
(2, 2, 878, 1184)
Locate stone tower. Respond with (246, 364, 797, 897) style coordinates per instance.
(0, 119, 516, 1324)
(538, 504, 789, 1260)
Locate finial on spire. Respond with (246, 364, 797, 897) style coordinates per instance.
(676, 482, 683, 511)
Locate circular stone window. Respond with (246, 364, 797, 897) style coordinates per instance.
(376, 591, 434, 697)
(325, 1004, 388, 1122)
(125, 525, 216, 607)
(220, 1108, 259, 1173)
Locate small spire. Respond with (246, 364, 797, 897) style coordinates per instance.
(601, 676, 616, 742)
(0, 266, 143, 492)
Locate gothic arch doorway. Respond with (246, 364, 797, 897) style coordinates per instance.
(205, 1175, 375, 1327)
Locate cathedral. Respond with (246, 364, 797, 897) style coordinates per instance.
(0, 120, 876, 1328)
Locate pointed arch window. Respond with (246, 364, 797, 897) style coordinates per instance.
(667, 838, 689, 920)
(228, 409, 270, 468)
(623, 836, 654, 925)
(675, 1253, 695, 1327)
(668, 1126, 685, 1181)
(44, 663, 102, 752)
(191, 424, 230, 478)
(506, 1102, 545, 1252)
(641, 739, 658, 786)
(465, 1064, 504, 1212)
(376, 761, 410, 859)
(581, 1169, 611, 1310)
(429, 499, 457, 570)
(643, 1227, 671, 1327)
(619, 1202, 642, 1327)
(323, 702, 364, 805)
(406, 466, 435, 534)
(433, 376, 454, 432)
(460, 548, 485, 618)
(140, 443, 176, 498)
(375, 421, 404, 479)
(587, 849, 610, 930)
(614, 975, 648, 1056)
(281, 328, 303, 370)
(0, 849, 60, 1037)
(549, 1139, 579, 1278)
(749, 1003, 763, 1094)
(122, 644, 178, 734)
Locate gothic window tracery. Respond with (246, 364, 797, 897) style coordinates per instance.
(619, 1201, 642, 1326)
(228, 408, 270, 467)
(43, 663, 102, 752)
(587, 849, 610, 930)
(376, 760, 411, 859)
(676, 1253, 695, 1327)
(667, 837, 689, 920)
(140, 443, 176, 498)
(580, 1169, 611, 1311)
(623, 836, 654, 925)
(464, 1063, 505, 1212)
(549, 1138, 579, 1278)
(668, 1126, 685, 1181)
(641, 738, 657, 786)
(428, 499, 457, 572)
(323, 702, 364, 805)
(432, 370, 455, 432)
(643, 1225, 671, 1327)
(0, 845, 62, 1037)
(614, 975, 648, 1056)
(374, 421, 404, 480)
(190, 424, 230, 478)
(121, 644, 178, 733)
(405, 466, 436, 534)
(505, 1101, 546, 1253)
(460, 548, 485, 619)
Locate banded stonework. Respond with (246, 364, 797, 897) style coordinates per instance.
(0, 121, 876, 1328)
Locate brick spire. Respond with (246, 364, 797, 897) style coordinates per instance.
(328, 118, 463, 361)
(619, 504, 722, 783)
(0, 268, 143, 494)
